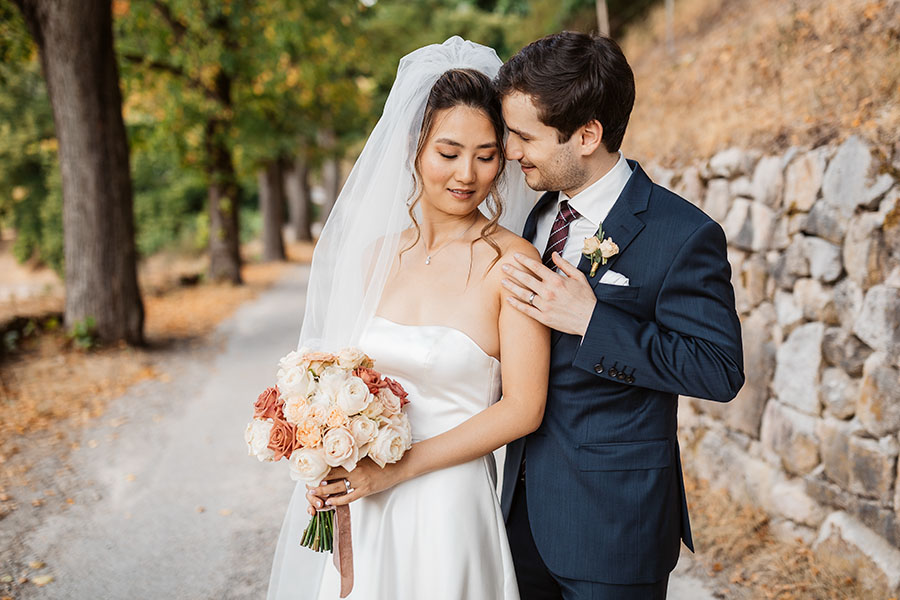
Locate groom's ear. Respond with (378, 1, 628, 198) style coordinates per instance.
(576, 119, 604, 157)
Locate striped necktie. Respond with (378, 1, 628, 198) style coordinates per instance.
(541, 200, 581, 270)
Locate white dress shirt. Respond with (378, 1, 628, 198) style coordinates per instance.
(533, 152, 633, 268)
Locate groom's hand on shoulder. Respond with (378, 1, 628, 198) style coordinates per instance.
(501, 252, 596, 336)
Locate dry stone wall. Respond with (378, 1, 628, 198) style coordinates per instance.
(647, 136, 900, 589)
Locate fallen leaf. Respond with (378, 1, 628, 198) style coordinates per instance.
(28, 561, 45, 569)
(66, 498, 74, 504)
(712, 562, 723, 572)
(0, 574, 12, 583)
(87, 439, 99, 449)
(32, 575, 53, 586)
(219, 508, 232, 516)
(31, 499, 43, 507)
(196, 506, 206, 513)
(125, 474, 136, 482)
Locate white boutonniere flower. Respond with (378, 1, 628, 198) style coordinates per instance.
(582, 225, 619, 277)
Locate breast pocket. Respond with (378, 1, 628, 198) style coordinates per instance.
(594, 283, 641, 301)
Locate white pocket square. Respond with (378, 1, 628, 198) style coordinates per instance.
(599, 270, 630, 286)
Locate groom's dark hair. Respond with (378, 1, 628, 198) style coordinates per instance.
(496, 31, 635, 152)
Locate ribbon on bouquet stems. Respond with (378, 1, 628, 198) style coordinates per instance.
(333, 505, 354, 598)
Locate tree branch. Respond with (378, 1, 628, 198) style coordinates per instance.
(120, 52, 220, 103)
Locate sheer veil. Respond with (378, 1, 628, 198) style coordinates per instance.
(266, 36, 535, 599)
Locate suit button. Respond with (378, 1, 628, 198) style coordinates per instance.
(617, 372, 626, 381)
(608, 368, 618, 377)
(626, 375, 635, 384)
(593, 364, 604, 374)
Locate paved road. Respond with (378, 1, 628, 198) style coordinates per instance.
(3, 265, 717, 599)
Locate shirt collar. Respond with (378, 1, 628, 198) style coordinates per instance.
(561, 151, 632, 226)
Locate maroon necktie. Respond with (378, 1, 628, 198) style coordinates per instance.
(541, 199, 581, 270)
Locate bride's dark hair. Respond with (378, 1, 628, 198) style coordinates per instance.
(403, 68, 507, 276)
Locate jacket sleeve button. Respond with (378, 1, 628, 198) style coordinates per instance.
(593, 364, 604, 374)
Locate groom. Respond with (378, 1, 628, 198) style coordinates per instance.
(496, 32, 744, 599)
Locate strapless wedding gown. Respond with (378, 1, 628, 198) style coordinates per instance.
(267, 316, 519, 600)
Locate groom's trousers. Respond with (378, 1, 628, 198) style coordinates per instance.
(507, 472, 669, 600)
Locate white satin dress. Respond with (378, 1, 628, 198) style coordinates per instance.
(314, 316, 519, 600)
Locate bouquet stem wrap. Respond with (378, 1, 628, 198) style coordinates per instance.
(333, 505, 354, 597)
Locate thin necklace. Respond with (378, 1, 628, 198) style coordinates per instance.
(423, 215, 479, 265)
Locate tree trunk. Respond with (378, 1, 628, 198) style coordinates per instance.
(258, 159, 286, 261)
(596, 0, 610, 37)
(13, 0, 144, 344)
(666, 0, 675, 55)
(285, 154, 312, 242)
(205, 115, 243, 283)
(318, 128, 341, 224)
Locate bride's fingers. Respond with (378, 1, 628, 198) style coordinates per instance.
(502, 262, 545, 293)
(312, 479, 351, 498)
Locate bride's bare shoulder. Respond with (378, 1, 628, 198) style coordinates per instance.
(490, 226, 540, 261)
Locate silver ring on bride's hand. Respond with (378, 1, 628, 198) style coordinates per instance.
(528, 291, 536, 306)
(343, 478, 351, 493)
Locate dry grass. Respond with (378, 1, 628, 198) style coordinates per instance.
(685, 474, 889, 599)
(621, 0, 900, 167)
(0, 241, 314, 457)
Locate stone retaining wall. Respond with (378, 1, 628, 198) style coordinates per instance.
(648, 136, 900, 590)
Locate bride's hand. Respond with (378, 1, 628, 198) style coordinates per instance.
(305, 459, 402, 514)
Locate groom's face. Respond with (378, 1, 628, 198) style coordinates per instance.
(501, 92, 584, 194)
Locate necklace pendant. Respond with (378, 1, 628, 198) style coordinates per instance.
(425, 255, 431, 265)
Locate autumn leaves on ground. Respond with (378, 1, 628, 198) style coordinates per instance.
(0, 242, 313, 465)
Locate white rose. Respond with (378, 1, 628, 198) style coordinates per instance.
(318, 368, 347, 397)
(378, 388, 401, 416)
(289, 447, 330, 483)
(322, 427, 359, 471)
(278, 350, 305, 372)
(389, 412, 412, 446)
(277, 366, 314, 401)
(337, 377, 371, 415)
(368, 424, 411, 468)
(244, 419, 275, 462)
(599, 237, 619, 260)
(337, 348, 366, 370)
(310, 388, 335, 407)
(283, 395, 309, 425)
(349, 415, 378, 446)
(361, 396, 384, 419)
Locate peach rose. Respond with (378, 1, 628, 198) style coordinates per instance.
(325, 405, 349, 428)
(599, 238, 619, 260)
(295, 417, 323, 448)
(582, 236, 601, 255)
(304, 351, 336, 376)
(378, 388, 402, 416)
(337, 348, 367, 370)
(384, 377, 409, 407)
(361, 396, 384, 419)
(267, 417, 297, 461)
(283, 395, 308, 425)
(253, 386, 283, 420)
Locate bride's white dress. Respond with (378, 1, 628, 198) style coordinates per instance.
(315, 316, 519, 599)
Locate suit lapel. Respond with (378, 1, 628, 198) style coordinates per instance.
(522, 191, 557, 243)
(552, 161, 653, 349)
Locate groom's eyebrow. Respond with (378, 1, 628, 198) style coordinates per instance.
(435, 138, 498, 149)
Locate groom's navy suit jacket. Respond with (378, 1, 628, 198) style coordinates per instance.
(501, 161, 744, 585)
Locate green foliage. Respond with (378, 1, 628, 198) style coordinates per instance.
(67, 316, 98, 350)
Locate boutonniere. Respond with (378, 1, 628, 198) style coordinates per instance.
(582, 225, 619, 277)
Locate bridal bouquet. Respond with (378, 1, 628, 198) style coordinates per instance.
(244, 347, 412, 553)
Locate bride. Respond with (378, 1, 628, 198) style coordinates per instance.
(267, 37, 549, 599)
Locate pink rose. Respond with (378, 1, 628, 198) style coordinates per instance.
(384, 377, 409, 407)
(254, 386, 284, 420)
(355, 367, 387, 394)
(267, 417, 297, 461)
(295, 417, 323, 448)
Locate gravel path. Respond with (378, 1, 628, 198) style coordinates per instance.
(1, 264, 718, 599)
